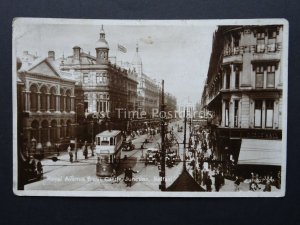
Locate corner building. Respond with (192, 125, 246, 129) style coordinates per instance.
(59, 26, 138, 123)
(201, 25, 284, 178)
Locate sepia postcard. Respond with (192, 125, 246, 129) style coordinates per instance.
(13, 18, 288, 197)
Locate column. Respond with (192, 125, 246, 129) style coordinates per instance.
(262, 100, 266, 129)
(230, 64, 235, 90)
(47, 93, 50, 112)
(36, 126, 42, 150)
(21, 91, 28, 112)
(56, 95, 60, 112)
(57, 125, 61, 143)
(274, 100, 279, 129)
(221, 100, 225, 127)
(27, 92, 31, 112)
(63, 95, 66, 112)
(37, 92, 41, 113)
(46, 126, 51, 147)
(229, 100, 235, 128)
(70, 96, 75, 113)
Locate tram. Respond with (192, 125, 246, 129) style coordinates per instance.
(95, 130, 123, 177)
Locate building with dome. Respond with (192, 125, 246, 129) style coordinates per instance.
(131, 44, 160, 118)
(59, 25, 138, 128)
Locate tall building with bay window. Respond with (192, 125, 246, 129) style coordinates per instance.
(200, 25, 284, 177)
(59, 26, 138, 123)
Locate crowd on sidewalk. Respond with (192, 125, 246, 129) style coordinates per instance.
(184, 127, 279, 192)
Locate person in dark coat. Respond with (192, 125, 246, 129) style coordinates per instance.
(263, 180, 272, 192)
(36, 160, 43, 179)
(83, 145, 88, 159)
(234, 176, 240, 192)
(213, 171, 221, 192)
(124, 167, 138, 187)
(206, 175, 212, 192)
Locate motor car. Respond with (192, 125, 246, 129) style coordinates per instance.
(145, 148, 160, 166)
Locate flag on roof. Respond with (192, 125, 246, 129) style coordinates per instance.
(118, 44, 127, 53)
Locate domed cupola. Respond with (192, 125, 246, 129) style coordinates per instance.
(96, 25, 109, 64)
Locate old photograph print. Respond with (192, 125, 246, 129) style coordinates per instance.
(13, 18, 288, 197)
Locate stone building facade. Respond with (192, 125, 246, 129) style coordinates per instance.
(18, 54, 76, 155)
(200, 25, 284, 176)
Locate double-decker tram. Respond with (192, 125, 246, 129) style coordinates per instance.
(95, 130, 123, 176)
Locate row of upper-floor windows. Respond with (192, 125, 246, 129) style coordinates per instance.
(223, 65, 277, 90)
(82, 73, 135, 87)
(224, 99, 275, 128)
(224, 29, 280, 56)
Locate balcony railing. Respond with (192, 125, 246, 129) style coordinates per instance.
(223, 42, 282, 57)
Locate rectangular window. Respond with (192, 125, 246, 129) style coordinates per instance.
(254, 100, 262, 128)
(256, 32, 265, 53)
(83, 75, 89, 84)
(255, 66, 264, 88)
(226, 71, 230, 89)
(225, 101, 229, 127)
(235, 70, 240, 89)
(267, 65, 275, 88)
(96, 74, 101, 83)
(267, 30, 277, 52)
(265, 100, 274, 128)
(234, 100, 239, 127)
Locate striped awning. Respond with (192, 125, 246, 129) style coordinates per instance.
(238, 139, 282, 166)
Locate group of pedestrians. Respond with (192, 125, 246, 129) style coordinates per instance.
(67, 141, 95, 163)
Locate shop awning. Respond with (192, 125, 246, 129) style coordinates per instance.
(238, 139, 282, 166)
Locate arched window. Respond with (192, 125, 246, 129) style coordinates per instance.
(50, 120, 57, 142)
(66, 120, 72, 137)
(30, 85, 38, 112)
(40, 86, 47, 111)
(41, 120, 49, 144)
(50, 87, 57, 111)
(66, 90, 71, 112)
(31, 120, 39, 140)
(60, 119, 65, 138)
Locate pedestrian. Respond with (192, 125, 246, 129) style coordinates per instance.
(206, 175, 212, 192)
(111, 168, 119, 184)
(83, 145, 88, 159)
(263, 180, 272, 192)
(234, 176, 240, 192)
(125, 167, 138, 187)
(67, 145, 71, 154)
(36, 160, 43, 179)
(213, 171, 221, 192)
(69, 150, 73, 163)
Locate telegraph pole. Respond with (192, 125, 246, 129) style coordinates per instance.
(159, 80, 166, 191)
(183, 108, 187, 170)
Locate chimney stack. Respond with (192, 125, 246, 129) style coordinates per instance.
(73, 46, 81, 61)
(48, 51, 55, 61)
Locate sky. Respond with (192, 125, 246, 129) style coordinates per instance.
(13, 19, 216, 106)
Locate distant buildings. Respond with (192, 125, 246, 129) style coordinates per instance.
(131, 44, 160, 118)
(200, 25, 283, 176)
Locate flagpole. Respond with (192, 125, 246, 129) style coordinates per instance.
(116, 44, 118, 65)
